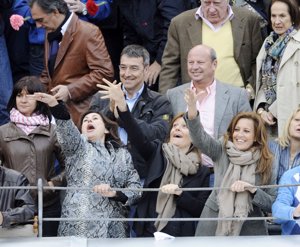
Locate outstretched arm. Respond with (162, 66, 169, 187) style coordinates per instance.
(185, 88, 223, 161)
(29, 93, 84, 155)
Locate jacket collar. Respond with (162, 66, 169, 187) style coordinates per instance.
(54, 14, 78, 69)
(0, 167, 4, 186)
(279, 29, 300, 70)
(231, 7, 246, 59)
(3, 122, 52, 141)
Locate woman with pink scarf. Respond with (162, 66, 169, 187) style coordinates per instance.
(0, 76, 65, 236)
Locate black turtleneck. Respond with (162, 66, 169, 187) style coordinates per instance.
(47, 11, 71, 43)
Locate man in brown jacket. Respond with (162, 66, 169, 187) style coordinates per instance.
(30, 0, 114, 127)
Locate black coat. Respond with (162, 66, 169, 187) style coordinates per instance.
(0, 0, 14, 35)
(0, 166, 35, 228)
(118, 109, 211, 237)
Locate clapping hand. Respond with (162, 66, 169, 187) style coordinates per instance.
(97, 78, 127, 118)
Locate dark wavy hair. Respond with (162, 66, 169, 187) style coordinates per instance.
(7, 76, 52, 121)
(80, 110, 122, 148)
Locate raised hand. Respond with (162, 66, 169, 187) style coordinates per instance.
(184, 88, 198, 120)
(27, 92, 58, 107)
(97, 78, 127, 113)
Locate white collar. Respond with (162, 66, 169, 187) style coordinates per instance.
(61, 12, 74, 36)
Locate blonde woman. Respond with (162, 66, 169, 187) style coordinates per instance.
(269, 107, 300, 182)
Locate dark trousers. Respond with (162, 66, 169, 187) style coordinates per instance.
(42, 199, 61, 237)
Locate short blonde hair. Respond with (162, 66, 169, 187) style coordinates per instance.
(278, 107, 300, 148)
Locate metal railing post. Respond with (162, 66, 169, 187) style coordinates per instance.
(37, 178, 43, 237)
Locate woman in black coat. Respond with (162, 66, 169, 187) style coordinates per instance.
(120, 111, 210, 237)
(98, 80, 211, 237)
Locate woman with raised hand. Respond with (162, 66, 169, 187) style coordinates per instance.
(185, 88, 276, 236)
(0, 76, 64, 236)
(97, 78, 211, 237)
(30, 91, 141, 238)
(254, 0, 300, 137)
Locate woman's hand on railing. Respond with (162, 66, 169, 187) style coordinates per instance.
(230, 180, 257, 194)
(161, 184, 182, 196)
(93, 184, 117, 197)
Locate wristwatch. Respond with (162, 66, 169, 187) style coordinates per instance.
(82, 4, 88, 15)
(257, 108, 265, 115)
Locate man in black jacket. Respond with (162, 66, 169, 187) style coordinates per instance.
(0, 166, 35, 236)
(90, 44, 171, 179)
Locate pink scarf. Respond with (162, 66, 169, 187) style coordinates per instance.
(10, 108, 49, 135)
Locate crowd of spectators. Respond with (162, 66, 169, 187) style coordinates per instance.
(1, 0, 300, 239)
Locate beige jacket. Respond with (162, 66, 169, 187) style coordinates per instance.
(254, 30, 300, 136)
